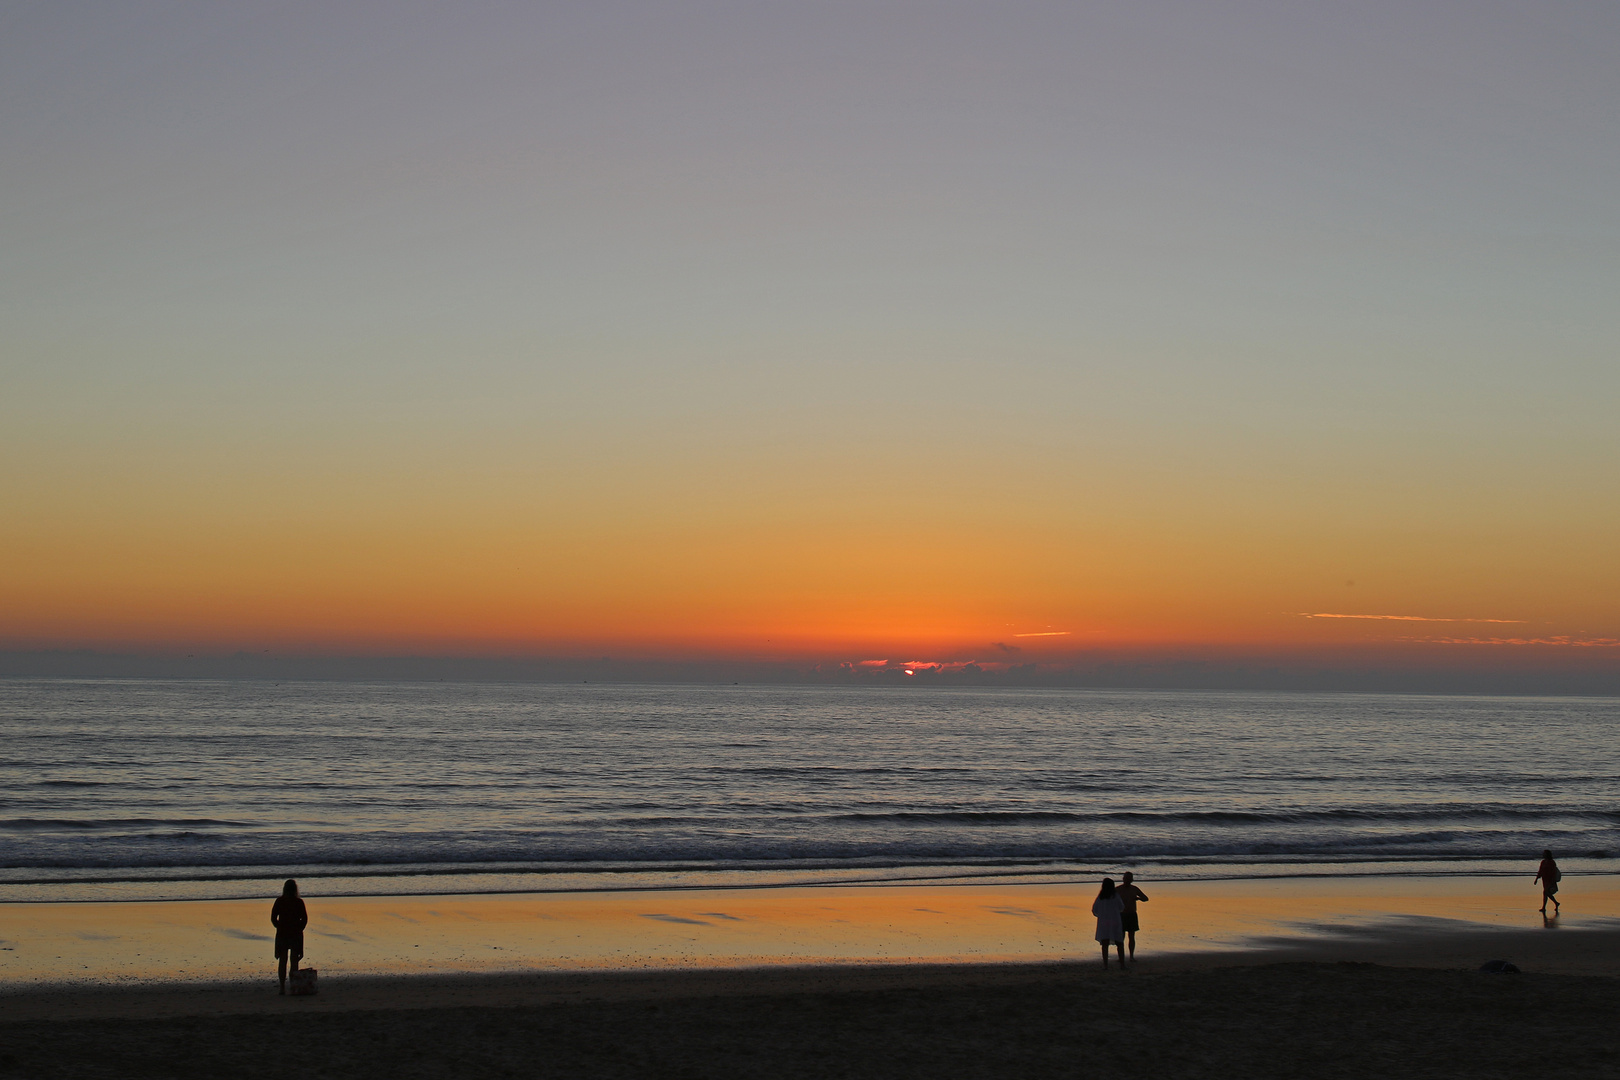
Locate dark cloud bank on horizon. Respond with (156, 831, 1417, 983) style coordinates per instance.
(3, 649, 1617, 695)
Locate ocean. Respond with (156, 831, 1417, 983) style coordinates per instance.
(2, 679, 1616, 903)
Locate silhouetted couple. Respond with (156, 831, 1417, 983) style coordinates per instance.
(1092, 872, 1148, 969)
(271, 878, 308, 994)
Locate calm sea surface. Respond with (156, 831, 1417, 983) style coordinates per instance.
(2, 679, 1616, 902)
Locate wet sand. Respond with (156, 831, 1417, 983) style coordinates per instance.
(4, 874, 1615, 991)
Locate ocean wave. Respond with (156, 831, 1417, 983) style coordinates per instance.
(3, 823, 1614, 871)
(9, 851, 1614, 892)
(0, 817, 259, 832)
(828, 807, 1620, 826)
(6, 680, 1618, 884)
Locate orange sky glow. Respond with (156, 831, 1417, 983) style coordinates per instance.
(3, 4, 1616, 688)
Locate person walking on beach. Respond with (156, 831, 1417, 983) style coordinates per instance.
(1535, 850, 1561, 914)
(1093, 877, 1125, 969)
(271, 879, 308, 995)
(1116, 871, 1149, 961)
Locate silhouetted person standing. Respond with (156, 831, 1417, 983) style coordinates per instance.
(1535, 850, 1561, 914)
(1093, 877, 1125, 969)
(1116, 871, 1149, 961)
(271, 879, 308, 995)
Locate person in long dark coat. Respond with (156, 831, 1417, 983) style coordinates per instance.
(270, 879, 309, 995)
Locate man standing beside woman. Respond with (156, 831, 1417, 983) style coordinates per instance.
(1117, 872, 1149, 960)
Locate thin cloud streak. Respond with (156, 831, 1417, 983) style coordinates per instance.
(1013, 631, 1072, 637)
(1412, 636, 1620, 648)
(1297, 613, 1526, 624)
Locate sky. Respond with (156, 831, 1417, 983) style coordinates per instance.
(3, 1, 1618, 686)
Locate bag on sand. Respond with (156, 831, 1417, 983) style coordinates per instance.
(289, 967, 319, 996)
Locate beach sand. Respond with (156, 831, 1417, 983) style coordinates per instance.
(2, 877, 1617, 1077)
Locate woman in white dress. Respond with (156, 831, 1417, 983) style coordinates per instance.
(1092, 877, 1125, 969)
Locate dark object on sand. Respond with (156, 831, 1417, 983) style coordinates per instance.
(289, 967, 319, 996)
(1478, 960, 1519, 974)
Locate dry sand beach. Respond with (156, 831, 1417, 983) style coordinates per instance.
(3, 960, 1619, 1080)
(3, 875, 1617, 1077)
